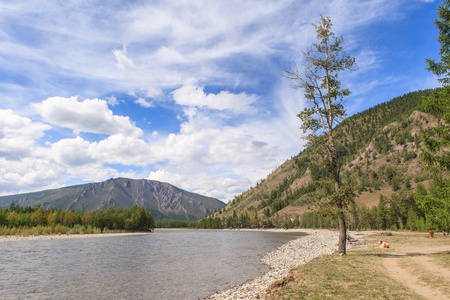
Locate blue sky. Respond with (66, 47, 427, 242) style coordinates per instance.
(0, 0, 442, 202)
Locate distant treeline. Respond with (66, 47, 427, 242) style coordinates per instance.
(0, 203, 154, 236)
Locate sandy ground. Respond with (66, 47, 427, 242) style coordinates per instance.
(346, 231, 450, 300)
(380, 245, 450, 299)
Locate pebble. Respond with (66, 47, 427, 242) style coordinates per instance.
(204, 229, 370, 300)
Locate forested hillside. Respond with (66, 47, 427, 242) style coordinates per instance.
(196, 89, 449, 231)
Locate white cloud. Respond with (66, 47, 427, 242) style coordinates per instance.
(113, 45, 163, 98)
(135, 97, 154, 108)
(0, 105, 292, 200)
(113, 45, 135, 72)
(107, 96, 121, 106)
(32, 96, 143, 137)
(91, 134, 153, 166)
(143, 104, 298, 201)
(148, 169, 252, 200)
(0, 109, 50, 160)
(172, 78, 257, 112)
(0, 157, 63, 193)
(49, 136, 94, 167)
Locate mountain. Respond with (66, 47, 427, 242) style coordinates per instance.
(205, 89, 448, 228)
(0, 178, 226, 221)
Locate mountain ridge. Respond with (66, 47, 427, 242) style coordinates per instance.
(0, 177, 225, 221)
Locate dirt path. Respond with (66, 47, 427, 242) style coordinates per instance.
(381, 246, 450, 300)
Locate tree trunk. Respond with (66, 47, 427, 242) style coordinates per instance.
(338, 215, 346, 255)
(329, 137, 347, 255)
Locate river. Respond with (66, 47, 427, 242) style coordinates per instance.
(0, 229, 305, 299)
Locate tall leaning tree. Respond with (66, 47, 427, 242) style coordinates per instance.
(285, 15, 356, 254)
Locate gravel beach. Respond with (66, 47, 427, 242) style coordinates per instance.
(0, 232, 151, 242)
(205, 229, 372, 300)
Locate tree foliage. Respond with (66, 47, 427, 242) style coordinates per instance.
(415, 178, 450, 233)
(0, 204, 154, 235)
(423, 0, 450, 171)
(416, 0, 450, 233)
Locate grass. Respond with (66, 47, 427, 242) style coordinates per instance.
(270, 251, 421, 299)
(268, 231, 450, 300)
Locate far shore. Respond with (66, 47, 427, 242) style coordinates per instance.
(0, 231, 152, 242)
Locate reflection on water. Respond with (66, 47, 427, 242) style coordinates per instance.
(0, 230, 305, 299)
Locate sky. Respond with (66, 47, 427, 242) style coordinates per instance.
(0, 0, 442, 202)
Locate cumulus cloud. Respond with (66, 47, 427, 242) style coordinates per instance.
(143, 106, 293, 200)
(0, 109, 50, 160)
(147, 169, 252, 200)
(0, 105, 287, 200)
(32, 96, 143, 137)
(0, 157, 63, 193)
(49, 136, 94, 167)
(91, 134, 154, 166)
(0, 155, 128, 196)
(172, 78, 257, 112)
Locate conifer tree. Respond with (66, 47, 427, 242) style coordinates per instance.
(419, 0, 450, 234)
(285, 15, 356, 254)
(424, 0, 450, 170)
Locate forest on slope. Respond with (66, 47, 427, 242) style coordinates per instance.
(181, 88, 448, 231)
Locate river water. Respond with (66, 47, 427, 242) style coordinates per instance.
(0, 229, 305, 299)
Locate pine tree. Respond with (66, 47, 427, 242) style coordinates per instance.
(419, 0, 450, 234)
(424, 0, 450, 170)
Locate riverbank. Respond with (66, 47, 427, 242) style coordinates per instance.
(206, 229, 375, 299)
(0, 232, 152, 242)
(263, 231, 450, 299)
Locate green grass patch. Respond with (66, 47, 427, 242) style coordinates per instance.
(273, 250, 419, 299)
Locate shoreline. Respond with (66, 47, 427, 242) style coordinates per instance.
(0, 232, 152, 242)
(205, 229, 375, 299)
